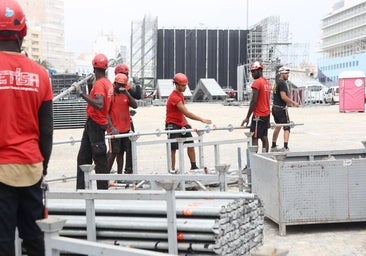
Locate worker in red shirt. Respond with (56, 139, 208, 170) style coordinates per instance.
(241, 61, 272, 152)
(165, 73, 211, 172)
(111, 63, 141, 174)
(107, 73, 138, 177)
(76, 53, 113, 189)
(0, 0, 53, 255)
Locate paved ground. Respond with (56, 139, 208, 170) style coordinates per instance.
(47, 102, 366, 256)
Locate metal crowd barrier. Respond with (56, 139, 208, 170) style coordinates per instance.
(51, 124, 253, 191)
(80, 163, 231, 191)
(38, 217, 171, 256)
(42, 186, 178, 255)
(50, 122, 303, 191)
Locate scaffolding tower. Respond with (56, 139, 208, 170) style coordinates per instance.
(246, 16, 309, 84)
(130, 15, 158, 88)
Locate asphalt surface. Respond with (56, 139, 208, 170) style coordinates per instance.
(47, 102, 366, 256)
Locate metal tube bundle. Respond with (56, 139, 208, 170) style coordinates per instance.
(47, 196, 264, 255)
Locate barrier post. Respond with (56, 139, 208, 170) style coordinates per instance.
(158, 181, 178, 255)
(216, 164, 230, 191)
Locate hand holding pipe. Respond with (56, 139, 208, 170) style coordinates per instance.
(53, 73, 94, 102)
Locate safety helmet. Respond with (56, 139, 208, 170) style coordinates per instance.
(250, 61, 264, 71)
(114, 73, 128, 85)
(92, 53, 108, 70)
(0, 0, 27, 40)
(278, 66, 290, 74)
(114, 63, 129, 75)
(173, 73, 188, 86)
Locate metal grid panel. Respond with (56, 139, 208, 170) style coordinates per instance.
(349, 158, 366, 218)
(251, 149, 366, 235)
(280, 160, 348, 222)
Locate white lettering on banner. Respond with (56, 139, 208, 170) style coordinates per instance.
(0, 68, 40, 92)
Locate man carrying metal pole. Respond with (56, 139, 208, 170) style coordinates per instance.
(75, 54, 113, 189)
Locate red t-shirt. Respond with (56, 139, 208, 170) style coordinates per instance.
(165, 90, 187, 127)
(0, 52, 53, 164)
(86, 77, 113, 126)
(108, 93, 131, 133)
(251, 76, 271, 117)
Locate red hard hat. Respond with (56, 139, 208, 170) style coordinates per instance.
(250, 61, 264, 71)
(114, 73, 128, 85)
(114, 63, 129, 75)
(173, 73, 188, 86)
(0, 0, 27, 40)
(92, 53, 108, 70)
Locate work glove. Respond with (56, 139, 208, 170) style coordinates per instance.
(132, 76, 140, 85)
(72, 83, 84, 96)
(111, 127, 119, 135)
(130, 109, 137, 116)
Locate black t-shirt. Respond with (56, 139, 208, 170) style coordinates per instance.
(272, 79, 288, 107)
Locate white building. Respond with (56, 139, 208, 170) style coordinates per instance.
(18, 0, 74, 73)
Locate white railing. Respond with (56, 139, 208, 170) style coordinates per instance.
(51, 125, 254, 191)
(37, 217, 171, 256)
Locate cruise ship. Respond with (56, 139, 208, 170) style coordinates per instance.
(317, 0, 366, 86)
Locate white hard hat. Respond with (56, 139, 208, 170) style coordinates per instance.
(278, 66, 290, 74)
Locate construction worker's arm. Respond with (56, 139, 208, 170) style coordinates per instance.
(123, 90, 138, 109)
(241, 88, 258, 126)
(176, 101, 212, 124)
(280, 91, 299, 107)
(107, 113, 119, 135)
(128, 77, 142, 100)
(80, 93, 104, 110)
(38, 100, 53, 176)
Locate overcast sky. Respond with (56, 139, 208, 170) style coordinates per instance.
(64, 0, 336, 63)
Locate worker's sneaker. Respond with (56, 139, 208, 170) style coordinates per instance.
(280, 147, 289, 152)
(270, 146, 279, 152)
(169, 169, 178, 174)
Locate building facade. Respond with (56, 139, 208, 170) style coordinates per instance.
(317, 0, 366, 85)
(18, 0, 74, 73)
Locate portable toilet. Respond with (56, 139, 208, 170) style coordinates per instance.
(338, 71, 365, 112)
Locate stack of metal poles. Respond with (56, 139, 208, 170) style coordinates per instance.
(48, 196, 264, 255)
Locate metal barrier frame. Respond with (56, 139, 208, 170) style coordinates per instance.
(51, 125, 252, 190)
(37, 217, 171, 256)
(81, 164, 231, 192)
(43, 187, 178, 255)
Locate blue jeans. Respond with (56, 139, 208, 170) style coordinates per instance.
(0, 179, 44, 256)
(76, 118, 108, 189)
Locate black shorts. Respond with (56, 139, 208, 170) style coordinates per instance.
(250, 115, 270, 139)
(165, 123, 194, 150)
(272, 106, 290, 131)
(109, 132, 131, 154)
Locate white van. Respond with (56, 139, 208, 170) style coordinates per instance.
(324, 86, 339, 104)
(303, 85, 327, 104)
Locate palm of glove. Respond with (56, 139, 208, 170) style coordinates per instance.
(72, 83, 84, 96)
(132, 76, 140, 84)
(111, 127, 119, 135)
